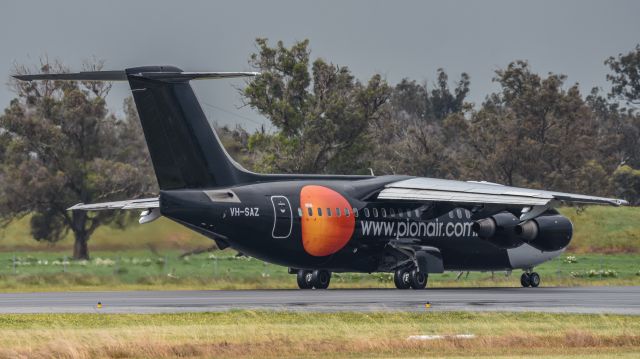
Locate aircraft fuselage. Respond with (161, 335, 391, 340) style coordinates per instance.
(160, 176, 565, 273)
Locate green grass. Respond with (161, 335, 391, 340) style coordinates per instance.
(561, 206, 640, 253)
(0, 250, 637, 291)
(0, 311, 637, 358)
(0, 216, 212, 252)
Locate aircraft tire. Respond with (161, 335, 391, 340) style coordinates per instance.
(409, 269, 428, 290)
(520, 272, 531, 287)
(297, 270, 312, 289)
(529, 272, 540, 287)
(311, 270, 331, 289)
(394, 269, 411, 289)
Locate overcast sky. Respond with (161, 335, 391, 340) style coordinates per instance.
(2, 0, 639, 131)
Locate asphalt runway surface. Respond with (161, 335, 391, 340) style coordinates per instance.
(0, 286, 638, 315)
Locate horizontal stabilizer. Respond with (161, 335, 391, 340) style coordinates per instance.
(13, 70, 259, 82)
(67, 197, 159, 211)
(13, 70, 127, 82)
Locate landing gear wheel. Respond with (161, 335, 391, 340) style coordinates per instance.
(520, 272, 531, 287)
(311, 270, 331, 289)
(409, 269, 428, 290)
(529, 272, 540, 287)
(296, 270, 312, 289)
(393, 269, 411, 289)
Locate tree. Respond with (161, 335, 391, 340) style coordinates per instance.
(606, 44, 640, 107)
(463, 61, 605, 192)
(243, 39, 391, 174)
(0, 60, 154, 259)
(371, 69, 471, 178)
(612, 165, 640, 205)
(426, 69, 470, 122)
(390, 69, 470, 123)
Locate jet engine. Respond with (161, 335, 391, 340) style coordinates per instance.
(472, 212, 523, 249)
(515, 214, 573, 252)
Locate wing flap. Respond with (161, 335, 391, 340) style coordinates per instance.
(67, 197, 159, 211)
(377, 187, 550, 206)
(379, 178, 627, 206)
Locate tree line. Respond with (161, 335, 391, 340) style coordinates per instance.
(1, 41, 639, 259)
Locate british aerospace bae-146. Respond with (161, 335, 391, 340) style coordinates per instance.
(15, 66, 628, 290)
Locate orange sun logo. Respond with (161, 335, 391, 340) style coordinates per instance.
(300, 185, 356, 257)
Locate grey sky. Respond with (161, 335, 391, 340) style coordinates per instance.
(2, 0, 639, 131)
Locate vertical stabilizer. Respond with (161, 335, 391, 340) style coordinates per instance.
(125, 66, 257, 189)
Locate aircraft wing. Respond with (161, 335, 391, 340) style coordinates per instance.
(377, 178, 627, 207)
(67, 197, 159, 211)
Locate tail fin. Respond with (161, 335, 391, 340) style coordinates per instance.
(15, 66, 259, 190)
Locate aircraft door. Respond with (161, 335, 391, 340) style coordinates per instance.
(270, 196, 292, 239)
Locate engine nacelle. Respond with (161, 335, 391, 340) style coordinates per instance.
(515, 214, 573, 252)
(472, 212, 523, 249)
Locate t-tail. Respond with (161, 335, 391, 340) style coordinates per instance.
(14, 66, 260, 190)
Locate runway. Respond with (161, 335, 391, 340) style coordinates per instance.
(0, 286, 638, 314)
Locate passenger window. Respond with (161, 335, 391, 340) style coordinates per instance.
(344, 208, 350, 217)
(307, 207, 313, 216)
(297, 208, 303, 217)
(415, 209, 420, 218)
(353, 208, 359, 217)
(317, 208, 323, 216)
(336, 208, 341, 217)
(327, 208, 332, 217)
(364, 208, 370, 217)
(372, 208, 378, 217)
(389, 208, 395, 217)
(407, 209, 412, 218)
(381, 208, 387, 217)
(398, 210, 403, 217)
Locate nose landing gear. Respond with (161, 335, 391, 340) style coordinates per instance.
(296, 269, 331, 289)
(394, 267, 428, 289)
(520, 271, 540, 287)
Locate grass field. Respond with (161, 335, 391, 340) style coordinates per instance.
(0, 250, 637, 292)
(0, 311, 637, 358)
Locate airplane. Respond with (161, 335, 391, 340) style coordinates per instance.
(14, 66, 628, 290)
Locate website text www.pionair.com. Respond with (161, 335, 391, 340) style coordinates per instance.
(360, 218, 477, 239)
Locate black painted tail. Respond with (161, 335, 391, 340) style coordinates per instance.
(125, 66, 260, 189)
(15, 65, 259, 190)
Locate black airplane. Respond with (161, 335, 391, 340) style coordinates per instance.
(15, 66, 628, 290)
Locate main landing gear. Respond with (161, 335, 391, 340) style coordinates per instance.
(296, 269, 331, 289)
(520, 271, 541, 288)
(393, 267, 428, 290)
